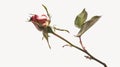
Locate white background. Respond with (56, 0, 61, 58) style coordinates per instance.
(0, 0, 119, 67)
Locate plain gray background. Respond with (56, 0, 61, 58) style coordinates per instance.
(0, 0, 119, 67)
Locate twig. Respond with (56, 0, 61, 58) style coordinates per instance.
(79, 37, 86, 51)
(52, 32, 107, 67)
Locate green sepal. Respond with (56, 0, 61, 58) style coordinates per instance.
(42, 4, 51, 22)
(74, 9, 88, 28)
(46, 26, 54, 33)
(42, 26, 54, 49)
(43, 31, 51, 49)
(76, 16, 101, 37)
(53, 26, 69, 33)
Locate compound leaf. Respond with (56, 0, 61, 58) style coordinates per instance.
(76, 16, 101, 37)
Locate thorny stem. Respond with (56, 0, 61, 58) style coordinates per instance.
(52, 32, 107, 67)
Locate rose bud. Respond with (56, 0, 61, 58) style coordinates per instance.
(29, 14, 50, 31)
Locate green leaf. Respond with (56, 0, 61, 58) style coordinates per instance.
(74, 9, 88, 28)
(43, 31, 51, 49)
(76, 16, 101, 37)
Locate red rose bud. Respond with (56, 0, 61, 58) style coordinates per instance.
(29, 14, 38, 22)
(29, 14, 50, 31)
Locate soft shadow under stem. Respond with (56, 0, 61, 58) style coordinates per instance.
(52, 32, 107, 67)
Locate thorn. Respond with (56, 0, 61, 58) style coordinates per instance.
(84, 55, 92, 60)
(62, 44, 71, 48)
(62, 45, 68, 48)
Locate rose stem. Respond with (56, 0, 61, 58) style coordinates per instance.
(52, 32, 107, 67)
